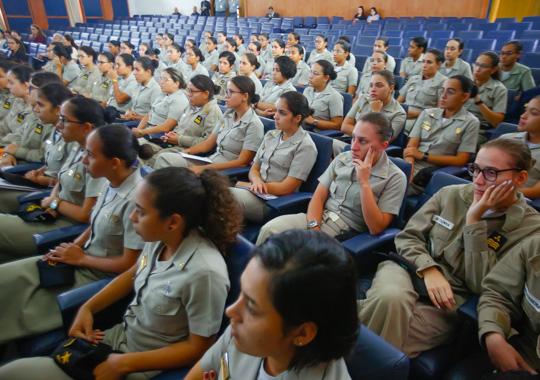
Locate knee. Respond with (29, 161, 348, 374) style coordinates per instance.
(257, 218, 286, 245)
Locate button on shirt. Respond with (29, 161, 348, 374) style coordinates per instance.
(124, 230, 229, 352)
(347, 95, 407, 137)
(331, 61, 358, 93)
(439, 58, 473, 79)
(260, 80, 296, 105)
(318, 151, 407, 232)
(254, 128, 317, 183)
(500, 62, 536, 93)
(211, 108, 264, 162)
(174, 99, 223, 148)
(399, 72, 447, 111)
(409, 107, 480, 173)
(131, 77, 162, 116)
(465, 77, 508, 126)
(108, 73, 139, 111)
(501, 131, 540, 187)
(148, 90, 189, 126)
(81, 168, 145, 281)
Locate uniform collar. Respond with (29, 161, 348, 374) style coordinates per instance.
(503, 62, 527, 76)
(152, 229, 205, 271)
(478, 77, 498, 91)
(225, 106, 256, 126)
(426, 106, 469, 122)
(141, 77, 158, 90)
(113, 166, 143, 199)
(271, 127, 306, 149)
(458, 184, 530, 231)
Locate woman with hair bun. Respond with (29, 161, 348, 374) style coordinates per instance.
(303, 59, 344, 132)
(0, 166, 243, 379)
(0, 124, 147, 346)
(232, 91, 318, 223)
(155, 76, 264, 174)
(256, 55, 297, 117)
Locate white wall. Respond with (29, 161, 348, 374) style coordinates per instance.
(127, 0, 200, 17)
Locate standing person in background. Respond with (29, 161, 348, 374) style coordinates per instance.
(200, 0, 211, 16)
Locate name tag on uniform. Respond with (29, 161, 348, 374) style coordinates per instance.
(422, 121, 431, 131)
(432, 215, 454, 230)
(34, 125, 43, 135)
(82, 74, 89, 80)
(2, 100, 11, 109)
(194, 115, 202, 125)
(455, 128, 462, 135)
(487, 232, 507, 253)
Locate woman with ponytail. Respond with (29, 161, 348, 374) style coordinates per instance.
(0, 167, 243, 380)
(0, 124, 146, 346)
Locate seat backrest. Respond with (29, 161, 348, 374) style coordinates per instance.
(416, 172, 470, 210)
(341, 92, 353, 116)
(259, 116, 275, 133)
(300, 132, 333, 192)
(346, 324, 410, 380)
(389, 157, 411, 228)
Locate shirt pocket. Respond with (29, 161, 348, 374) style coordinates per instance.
(61, 172, 85, 194)
(103, 213, 124, 257)
(429, 223, 453, 260)
(147, 292, 183, 317)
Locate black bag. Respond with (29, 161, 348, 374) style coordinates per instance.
(51, 337, 116, 380)
(481, 371, 540, 380)
(17, 202, 57, 223)
(37, 259, 75, 288)
(0, 170, 47, 188)
(412, 166, 438, 188)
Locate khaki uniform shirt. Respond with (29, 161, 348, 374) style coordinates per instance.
(307, 49, 333, 65)
(331, 61, 358, 93)
(292, 60, 310, 87)
(347, 95, 407, 138)
(409, 107, 480, 172)
(62, 61, 82, 85)
(201, 326, 352, 380)
(148, 90, 189, 126)
(319, 151, 407, 232)
(465, 77, 508, 126)
(260, 80, 296, 105)
(361, 54, 397, 74)
(182, 63, 209, 80)
(124, 230, 229, 352)
(0, 90, 11, 122)
(174, 99, 223, 148)
(399, 72, 447, 111)
(91, 74, 113, 103)
(400, 54, 424, 79)
(500, 62, 536, 93)
(69, 66, 101, 97)
(304, 84, 344, 125)
(478, 235, 540, 368)
(212, 70, 236, 100)
(131, 77, 162, 116)
(439, 58, 473, 79)
(254, 128, 317, 183)
(80, 168, 145, 281)
(501, 132, 540, 187)
(108, 73, 138, 112)
(43, 131, 74, 178)
(395, 184, 540, 299)
(258, 55, 274, 80)
(0, 99, 32, 144)
(13, 117, 55, 162)
(211, 108, 264, 162)
(249, 72, 263, 95)
(203, 49, 219, 73)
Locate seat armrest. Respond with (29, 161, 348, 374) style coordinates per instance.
(33, 224, 89, 254)
(341, 228, 400, 256)
(17, 190, 52, 204)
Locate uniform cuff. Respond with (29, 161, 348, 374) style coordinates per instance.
(414, 253, 442, 274)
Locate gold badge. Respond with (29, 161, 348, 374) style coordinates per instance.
(194, 115, 202, 125)
(487, 232, 507, 253)
(111, 214, 121, 224)
(422, 121, 431, 131)
(455, 128, 462, 135)
(2, 100, 11, 109)
(16, 113, 25, 123)
(56, 351, 72, 364)
(82, 74, 89, 80)
(74, 172, 82, 181)
(139, 255, 147, 271)
(34, 125, 43, 135)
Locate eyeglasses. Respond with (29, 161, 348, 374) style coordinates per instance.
(58, 115, 85, 125)
(97, 60, 110, 64)
(467, 163, 521, 182)
(186, 88, 205, 94)
(226, 89, 243, 97)
(500, 51, 516, 56)
(473, 62, 492, 69)
(160, 76, 173, 82)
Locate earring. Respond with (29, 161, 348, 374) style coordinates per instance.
(295, 339, 303, 346)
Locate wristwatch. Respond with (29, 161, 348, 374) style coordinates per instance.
(307, 220, 319, 229)
(50, 198, 60, 210)
(474, 99, 484, 105)
(422, 152, 429, 161)
(312, 118, 319, 127)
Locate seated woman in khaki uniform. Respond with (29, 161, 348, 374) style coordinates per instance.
(51, 45, 81, 87)
(256, 55, 297, 117)
(501, 95, 540, 200)
(0, 94, 109, 263)
(476, 234, 540, 376)
(0, 167, 243, 380)
(302, 60, 344, 132)
(439, 38, 473, 79)
(257, 112, 407, 245)
(355, 50, 387, 100)
(131, 68, 189, 139)
(404, 75, 480, 194)
(257, 38, 285, 81)
(342, 70, 406, 141)
(359, 138, 540, 358)
(0, 65, 33, 148)
(231, 91, 318, 223)
(154, 76, 264, 174)
(213, 51, 236, 101)
(398, 48, 447, 134)
(0, 124, 147, 346)
(107, 53, 138, 113)
(287, 44, 310, 87)
(186, 230, 358, 380)
(91, 51, 115, 106)
(330, 40, 358, 96)
(68, 46, 100, 98)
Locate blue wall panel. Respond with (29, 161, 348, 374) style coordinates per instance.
(43, 0, 68, 17)
(47, 18, 70, 29)
(7, 17, 32, 31)
(83, 0, 103, 17)
(2, 0, 30, 15)
(112, 0, 129, 18)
